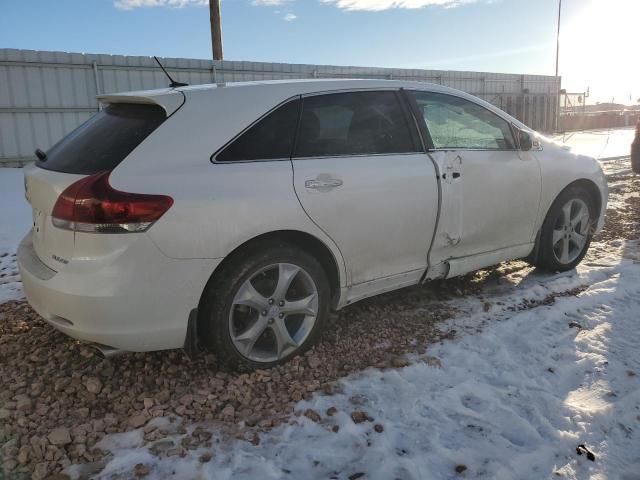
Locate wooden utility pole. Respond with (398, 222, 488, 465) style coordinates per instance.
(554, 0, 562, 131)
(210, 0, 223, 61)
(555, 0, 562, 77)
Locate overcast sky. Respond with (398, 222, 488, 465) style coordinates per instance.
(1, 0, 637, 104)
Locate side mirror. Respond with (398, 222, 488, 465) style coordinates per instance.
(519, 130, 533, 151)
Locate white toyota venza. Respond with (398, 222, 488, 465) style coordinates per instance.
(18, 79, 607, 370)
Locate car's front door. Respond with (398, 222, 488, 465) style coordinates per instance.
(407, 91, 541, 267)
(292, 90, 439, 286)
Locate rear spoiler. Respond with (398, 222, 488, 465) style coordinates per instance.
(96, 89, 185, 116)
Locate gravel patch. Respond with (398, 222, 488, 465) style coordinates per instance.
(0, 278, 469, 478)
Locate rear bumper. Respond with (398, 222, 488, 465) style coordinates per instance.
(17, 231, 219, 352)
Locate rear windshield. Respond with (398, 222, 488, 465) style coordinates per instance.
(37, 103, 166, 174)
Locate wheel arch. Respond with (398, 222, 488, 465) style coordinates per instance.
(197, 229, 343, 317)
(528, 177, 603, 264)
(563, 178, 603, 218)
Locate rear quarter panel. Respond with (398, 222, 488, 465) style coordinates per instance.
(108, 86, 348, 287)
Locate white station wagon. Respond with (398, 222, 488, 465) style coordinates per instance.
(18, 79, 607, 370)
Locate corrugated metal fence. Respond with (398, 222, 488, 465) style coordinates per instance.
(0, 48, 561, 167)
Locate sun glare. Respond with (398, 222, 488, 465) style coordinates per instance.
(561, 0, 640, 104)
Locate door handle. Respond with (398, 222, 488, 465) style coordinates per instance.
(305, 178, 343, 189)
(441, 172, 461, 180)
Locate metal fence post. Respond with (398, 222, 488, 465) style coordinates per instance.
(92, 61, 102, 111)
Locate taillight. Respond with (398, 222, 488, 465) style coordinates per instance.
(51, 171, 173, 234)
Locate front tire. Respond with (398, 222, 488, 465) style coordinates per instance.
(200, 242, 329, 371)
(533, 187, 596, 272)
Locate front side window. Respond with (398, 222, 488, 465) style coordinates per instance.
(294, 91, 419, 157)
(409, 91, 516, 150)
(216, 98, 300, 162)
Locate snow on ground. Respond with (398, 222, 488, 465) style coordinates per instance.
(553, 128, 635, 162)
(85, 238, 640, 480)
(0, 168, 31, 303)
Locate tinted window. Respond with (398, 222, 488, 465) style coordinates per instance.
(217, 98, 300, 162)
(294, 91, 418, 157)
(38, 103, 166, 174)
(409, 92, 516, 150)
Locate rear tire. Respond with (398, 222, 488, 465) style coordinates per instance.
(199, 242, 329, 371)
(532, 187, 596, 272)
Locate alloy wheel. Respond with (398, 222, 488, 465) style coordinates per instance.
(228, 263, 319, 363)
(552, 198, 591, 265)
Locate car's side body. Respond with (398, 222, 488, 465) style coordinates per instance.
(18, 79, 607, 354)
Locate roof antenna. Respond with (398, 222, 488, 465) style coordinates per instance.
(153, 56, 188, 88)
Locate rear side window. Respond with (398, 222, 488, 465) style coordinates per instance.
(409, 91, 516, 150)
(38, 103, 166, 175)
(294, 91, 419, 157)
(216, 98, 300, 162)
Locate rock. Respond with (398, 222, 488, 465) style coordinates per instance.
(48, 427, 71, 446)
(76, 407, 90, 419)
(303, 409, 321, 423)
(16, 395, 33, 412)
(149, 440, 174, 456)
(84, 377, 103, 394)
(179, 394, 193, 406)
(199, 453, 213, 463)
(455, 464, 468, 474)
(483, 302, 492, 312)
(390, 356, 410, 368)
(0, 408, 11, 419)
(374, 424, 384, 433)
(45, 474, 72, 480)
(17, 445, 31, 464)
(32, 462, 50, 480)
(326, 406, 338, 416)
(71, 461, 106, 479)
(424, 356, 442, 368)
(349, 473, 365, 480)
(156, 390, 170, 403)
(92, 419, 105, 432)
(221, 404, 235, 418)
(349, 395, 368, 406)
(30, 436, 47, 460)
(331, 425, 340, 433)
(128, 415, 147, 428)
(322, 383, 334, 395)
(143, 424, 157, 434)
(143, 398, 154, 410)
(307, 356, 322, 369)
(3, 459, 17, 471)
(350, 411, 371, 424)
(134, 463, 150, 477)
(166, 447, 183, 457)
(194, 429, 213, 442)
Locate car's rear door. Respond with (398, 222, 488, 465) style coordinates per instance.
(407, 91, 541, 267)
(291, 90, 439, 286)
